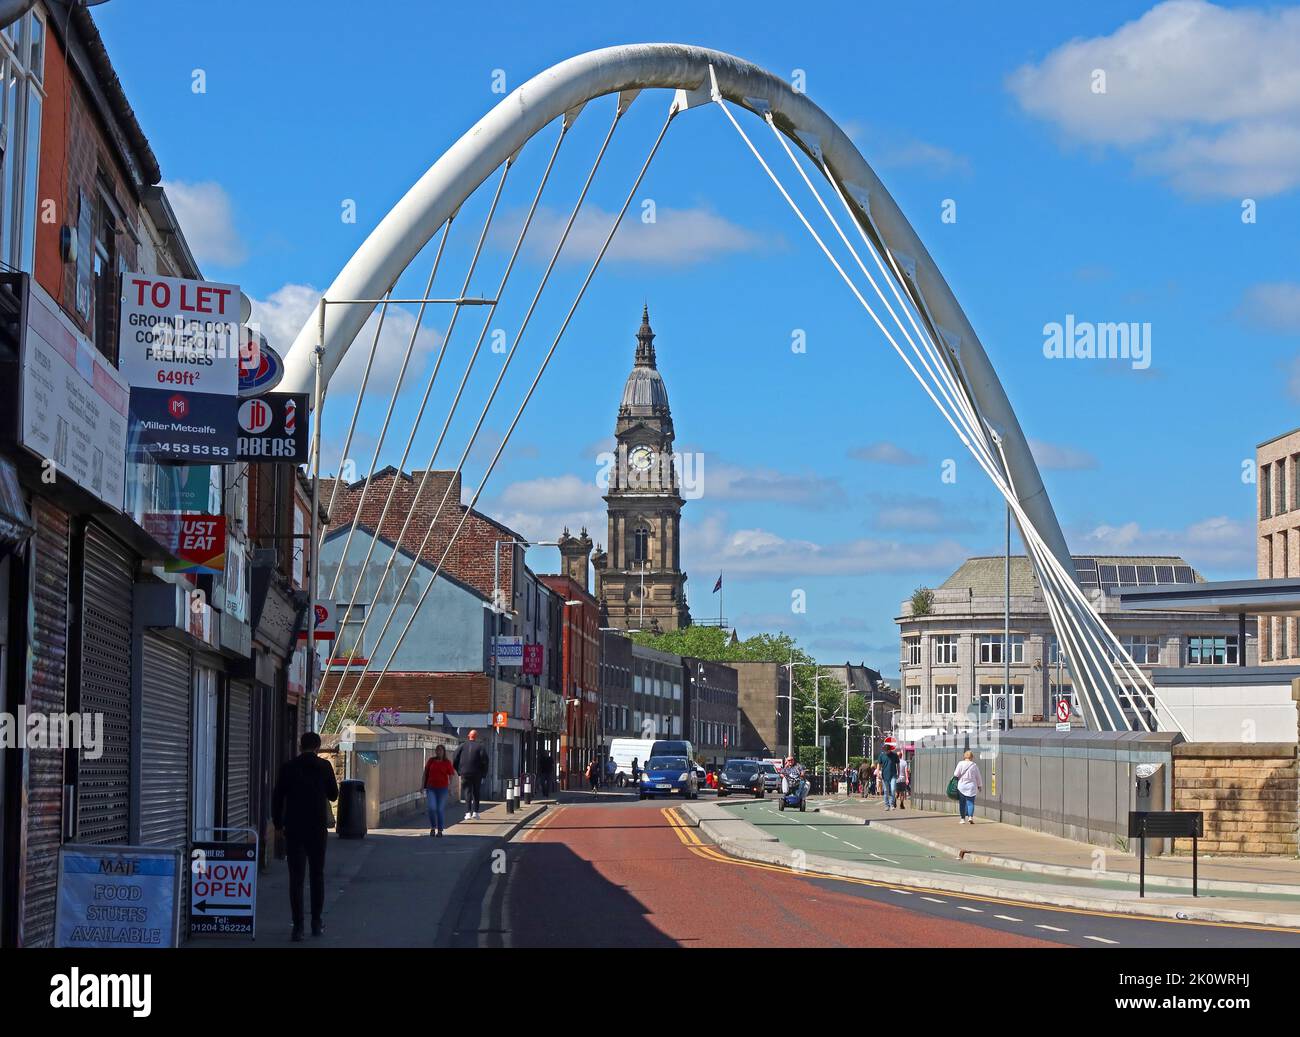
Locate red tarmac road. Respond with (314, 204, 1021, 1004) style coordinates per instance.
(488, 802, 1058, 948)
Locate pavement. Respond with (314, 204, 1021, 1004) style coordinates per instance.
(810, 794, 1300, 896)
(188, 794, 548, 948)
(688, 793, 1300, 930)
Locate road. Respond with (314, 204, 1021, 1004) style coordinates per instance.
(448, 796, 1300, 948)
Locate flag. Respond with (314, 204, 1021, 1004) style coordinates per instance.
(712, 573, 723, 594)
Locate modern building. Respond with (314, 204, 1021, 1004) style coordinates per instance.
(895, 554, 1257, 739)
(592, 307, 691, 633)
(600, 628, 635, 742)
(681, 655, 739, 766)
(1257, 427, 1300, 663)
(630, 642, 686, 745)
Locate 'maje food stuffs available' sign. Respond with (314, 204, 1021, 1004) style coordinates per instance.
(118, 274, 241, 461)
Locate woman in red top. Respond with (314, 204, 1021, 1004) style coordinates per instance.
(423, 744, 455, 836)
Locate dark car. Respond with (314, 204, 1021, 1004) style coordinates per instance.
(717, 759, 765, 799)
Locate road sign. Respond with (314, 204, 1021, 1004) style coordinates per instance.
(190, 839, 257, 937)
(1056, 698, 1071, 723)
(493, 710, 508, 730)
(883, 735, 897, 751)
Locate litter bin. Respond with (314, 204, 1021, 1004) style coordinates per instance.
(336, 779, 367, 840)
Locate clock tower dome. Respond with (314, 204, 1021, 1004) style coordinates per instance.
(592, 306, 690, 632)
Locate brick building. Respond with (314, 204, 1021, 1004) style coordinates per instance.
(539, 573, 599, 787)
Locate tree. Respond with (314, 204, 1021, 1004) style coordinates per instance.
(910, 586, 935, 616)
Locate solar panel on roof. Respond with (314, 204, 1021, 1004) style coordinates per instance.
(1074, 558, 1098, 571)
(1098, 564, 1118, 583)
(1155, 565, 1174, 584)
(1173, 566, 1195, 583)
(1136, 565, 1157, 584)
(1078, 571, 1099, 586)
(1117, 565, 1138, 585)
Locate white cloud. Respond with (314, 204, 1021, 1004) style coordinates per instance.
(1238, 282, 1300, 334)
(162, 180, 247, 267)
(1008, 1, 1300, 197)
(497, 474, 601, 512)
(848, 442, 926, 466)
(249, 283, 442, 398)
(1029, 438, 1099, 471)
(504, 204, 770, 266)
(686, 511, 971, 579)
(1076, 515, 1254, 571)
(869, 494, 983, 533)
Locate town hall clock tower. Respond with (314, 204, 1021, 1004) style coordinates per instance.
(592, 307, 691, 632)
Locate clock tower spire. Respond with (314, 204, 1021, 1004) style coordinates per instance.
(592, 306, 690, 632)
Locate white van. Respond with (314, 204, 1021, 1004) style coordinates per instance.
(609, 738, 657, 785)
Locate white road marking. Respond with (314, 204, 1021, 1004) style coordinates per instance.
(994, 914, 1022, 922)
(871, 852, 900, 865)
(1035, 924, 1069, 933)
(889, 889, 913, 895)
(1085, 935, 1119, 945)
(957, 906, 982, 913)
(842, 842, 861, 850)
(920, 896, 946, 904)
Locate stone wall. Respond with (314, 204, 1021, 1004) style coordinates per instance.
(1172, 743, 1298, 855)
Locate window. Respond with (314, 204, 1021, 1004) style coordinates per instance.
(1262, 464, 1273, 519)
(335, 604, 368, 661)
(935, 684, 958, 714)
(91, 189, 120, 362)
(292, 503, 307, 588)
(933, 634, 957, 665)
(979, 635, 1023, 664)
(1280, 460, 1289, 516)
(0, 9, 44, 275)
(1049, 685, 1076, 716)
(1118, 635, 1160, 665)
(906, 685, 921, 713)
(633, 526, 649, 563)
(1046, 636, 1068, 666)
(1186, 635, 1239, 666)
(978, 684, 1024, 715)
(906, 637, 921, 666)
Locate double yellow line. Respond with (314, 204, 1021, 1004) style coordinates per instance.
(660, 807, 1300, 934)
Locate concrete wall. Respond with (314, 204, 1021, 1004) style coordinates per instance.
(1152, 669, 1300, 743)
(324, 726, 460, 828)
(729, 660, 784, 758)
(910, 729, 1181, 850)
(1173, 743, 1299, 855)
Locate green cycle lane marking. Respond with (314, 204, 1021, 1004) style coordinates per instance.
(718, 800, 1300, 903)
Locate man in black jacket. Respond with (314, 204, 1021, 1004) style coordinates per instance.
(453, 729, 489, 819)
(272, 731, 338, 941)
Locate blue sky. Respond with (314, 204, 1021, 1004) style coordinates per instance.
(96, 1, 1300, 675)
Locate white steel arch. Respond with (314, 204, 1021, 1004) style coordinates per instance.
(283, 43, 1180, 734)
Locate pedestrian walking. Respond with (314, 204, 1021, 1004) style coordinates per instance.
(453, 730, 489, 819)
(605, 754, 617, 788)
(586, 757, 600, 794)
(422, 744, 455, 836)
(538, 750, 552, 797)
(631, 756, 641, 784)
(858, 759, 871, 798)
(877, 744, 899, 810)
(953, 750, 983, 824)
(271, 731, 339, 942)
(895, 752, 910, 810)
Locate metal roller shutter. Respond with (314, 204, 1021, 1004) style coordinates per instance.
(225, 681, 252, 829)
(22, 499, 70, 947)
(77, 522, 133, 845)
(139, 632, 190, 848)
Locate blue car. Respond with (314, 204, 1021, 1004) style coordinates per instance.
(638, 756, 699, 800)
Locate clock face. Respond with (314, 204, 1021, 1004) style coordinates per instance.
(629, 446, 654, 472)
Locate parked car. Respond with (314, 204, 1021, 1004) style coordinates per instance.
(638, 756, 698, 799)
(717, 759, 765, 799)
